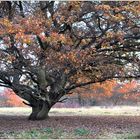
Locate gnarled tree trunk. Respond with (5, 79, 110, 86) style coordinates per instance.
(29, 100, 52, 120)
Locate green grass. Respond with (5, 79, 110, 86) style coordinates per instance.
(124, 134, 140, 139)
(4, 128, 91, 139)
(74, 128, 90, 136)
(42, 127, 53, 133)
(4, 128, 140, 139)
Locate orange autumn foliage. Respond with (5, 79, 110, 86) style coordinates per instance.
(70, 80, 140, 102)
(4, 89, 25, 107)
(117, 80, 140, 101)
(2, 80, 140, 107)
(71, 80, 117, 100)
(117, 80, 137, 94)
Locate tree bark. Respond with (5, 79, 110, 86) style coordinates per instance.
(29, 100, 51, 120)
(28, 105, 41, 120)
(36, 101, 51, 120)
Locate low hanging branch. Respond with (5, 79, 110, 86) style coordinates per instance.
(58, 98, 68, 103)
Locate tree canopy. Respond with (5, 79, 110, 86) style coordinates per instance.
(0, 1, 140, 120)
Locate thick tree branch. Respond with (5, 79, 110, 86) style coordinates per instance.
(97, 45, 140, 53)
(65, 75, 140, 93)
(19, 1, 25, 17)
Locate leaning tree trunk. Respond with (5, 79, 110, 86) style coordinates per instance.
(29, 100, 52, 120)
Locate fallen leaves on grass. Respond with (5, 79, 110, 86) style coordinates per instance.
(0, 115, 140, 139)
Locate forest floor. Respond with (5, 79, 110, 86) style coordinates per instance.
(0, 106, 140, 139)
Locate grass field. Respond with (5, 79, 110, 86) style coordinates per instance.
(0, 106, 140, 116)
(0, 106, 140, 139)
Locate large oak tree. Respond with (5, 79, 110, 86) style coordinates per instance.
(0, 1, 140, 120)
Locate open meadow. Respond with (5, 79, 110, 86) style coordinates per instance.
(0, 106, 140, 139)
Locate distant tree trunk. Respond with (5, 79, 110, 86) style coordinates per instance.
(77, 92, 82, 106)
(77, 93, 85, 106)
